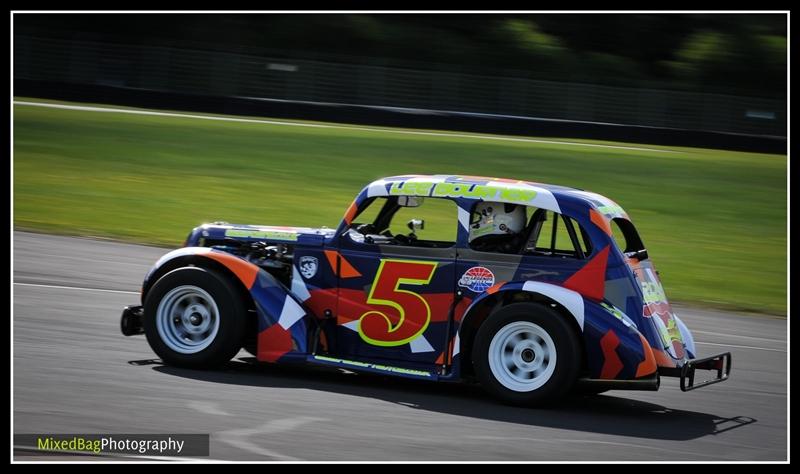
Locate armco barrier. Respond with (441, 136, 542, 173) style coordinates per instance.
(14, 80, 786, 154)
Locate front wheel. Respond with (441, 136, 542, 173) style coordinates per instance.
(143, 266, 247, 368)
(472, 302, 582, 406)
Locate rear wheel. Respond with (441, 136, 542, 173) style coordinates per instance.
(472, 302, 582, 406)
(143, 266, 247, 368)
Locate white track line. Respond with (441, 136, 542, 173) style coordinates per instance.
(215, 417, 326, 461)
(188, 401, 231, 417)
(13, 282, 139, 295)
(695, 341, 785, 353)
(692, 329, 786, 344)
(13, 100, 676, 153)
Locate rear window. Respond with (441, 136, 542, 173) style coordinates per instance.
(522, 210, 592, 259)
(610, 218, 647, 258)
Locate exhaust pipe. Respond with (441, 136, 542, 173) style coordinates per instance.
(120, 305, 144, 336)
(575, 372, 660, 391)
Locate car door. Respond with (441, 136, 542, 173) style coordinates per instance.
(334, 196, 459, 367)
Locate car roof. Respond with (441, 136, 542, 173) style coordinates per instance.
(364, 174, 628, 218)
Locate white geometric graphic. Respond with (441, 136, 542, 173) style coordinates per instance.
(341, 320, 360, 332)
(290, 265, 312, 302)
(522, 280, 585, 329)
(457, 206, 471, 231)
(409, 335, 435, 353)
(277, 296, 306, 330)
(452, 332, 461, 357)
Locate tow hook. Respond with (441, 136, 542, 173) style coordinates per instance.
(120, 305, 144, 336)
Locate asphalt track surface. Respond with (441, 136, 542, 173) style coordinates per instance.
(13, 231, 788, 461)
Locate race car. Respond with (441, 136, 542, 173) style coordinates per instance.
(121, 175, 731, 405)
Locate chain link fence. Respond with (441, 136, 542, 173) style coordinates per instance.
(14, 35, 786, 137)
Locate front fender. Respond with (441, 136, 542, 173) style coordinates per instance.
(144, 247, 309, 362)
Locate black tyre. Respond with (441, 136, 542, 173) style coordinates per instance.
(472, 302, 582, 406)
(143, 266, 247, 368)
(242, 309, 259, 357)
(242, 342, 258, 358)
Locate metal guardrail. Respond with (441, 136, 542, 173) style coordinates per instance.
(13, 35, 786, 137)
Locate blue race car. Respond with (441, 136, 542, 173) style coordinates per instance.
(121, 175, 731, 405)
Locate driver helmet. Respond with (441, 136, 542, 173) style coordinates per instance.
(469, 202, 526, 243)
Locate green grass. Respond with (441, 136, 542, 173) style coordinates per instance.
(13, 99, 787, 315)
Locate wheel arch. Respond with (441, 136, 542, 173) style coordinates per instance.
(143, 247, 313, 363)
(457, 283, 585, 378)
(143, 253, 254, 310)
(144, 251, 263, 353)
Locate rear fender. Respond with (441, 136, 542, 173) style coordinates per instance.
(454, 281, 657, 381)
(582, 300, 658, 380)
(144, 247, 309, 362)
(673, 314, 697, 359)
(452, 281, 584, 378)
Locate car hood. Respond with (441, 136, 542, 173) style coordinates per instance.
(186, 223, 336, 247)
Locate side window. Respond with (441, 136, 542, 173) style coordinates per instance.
(574, 218, 593, 256)
(524, 210, 591, 259)
(467, 204, 591, 258)
(350, 197, 384, 227)
(346, 196, 457, 248)
(468, 202, 528, 254)
(389, 198, 457, 244)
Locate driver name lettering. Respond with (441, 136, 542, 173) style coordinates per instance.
(389, 181, 537, 204)
(389, 181, 434, 196)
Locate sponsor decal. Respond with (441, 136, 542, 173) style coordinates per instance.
(313, 355, 432, 377)
(600, 302, 626, 322)
(641, 281, 668, 305)
(298, 256, 319, 279)
(652, 315, 685, 358)
(634, 264, 685, 359)
(600, 302, 636, 328)
(596, 203, 626, 217)
(458, 266, 496, 292)
(519, 269, 560, 279)
(224, 228, 298, 241)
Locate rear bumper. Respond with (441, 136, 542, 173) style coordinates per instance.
(659, 352, 732, 391)
(120, 305, 144, 336)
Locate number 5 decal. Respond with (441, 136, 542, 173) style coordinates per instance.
(358, 259, 438, 347)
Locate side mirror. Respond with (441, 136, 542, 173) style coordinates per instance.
(407, 219, 425, 232)
(397, 196, 424, 208)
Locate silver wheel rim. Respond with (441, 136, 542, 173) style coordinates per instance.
(488, 321, 557, 392)
(156, 285, 220, 354)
